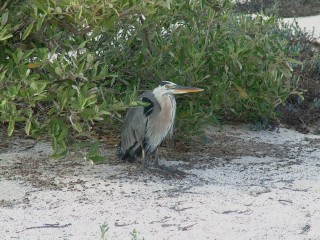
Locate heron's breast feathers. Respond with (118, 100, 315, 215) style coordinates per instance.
(144, 94, 176, 152)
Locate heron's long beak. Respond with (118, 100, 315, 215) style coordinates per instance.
(171, 85, 204, 94)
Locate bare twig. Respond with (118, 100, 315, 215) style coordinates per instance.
(114, 220, 137, 227)
(26, 223, 71, 230)
(139, 15, 153, 55)
(0, 0, 13, 13)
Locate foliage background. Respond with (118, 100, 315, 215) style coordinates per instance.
(0, 0, 301, 159)
(235, 0, 320, 17)
(235, 0, 320, 133)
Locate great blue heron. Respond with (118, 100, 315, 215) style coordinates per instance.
(118, 81, 203, 163)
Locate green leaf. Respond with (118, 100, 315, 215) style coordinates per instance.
(50, 149, 68, 159)
(86, 53, 93, 63)
(33, 5, 38, 17)
(33, 0, 47, 12)
(36, 15, 46, 31)
(8, 120, 15, 136)
(78, 40, 87, 49)
(287, 58, 302, 65)
(131, 100, 150, 107)
(235, 85, 248, 99)
(22, 22, 34, 40)
(55, 67, 63, 76)
(1, 11, 9, 26)
(23, 49, 35, 59)
(25, 121, 31, 135)
(105, 15, 116, 29)
(75, 6, 82, 21)
(49, 117, 68, 158)
(0, 70, 6, 82)
(88, 141, 99, 156)
(74, 141, 92, 149)
(0, 33, 12, 41)
(56, 6, 62, 14)
(89, 155, 106, 162)
(76, 61, 85, 74)
(71, 120, 83, 133)
(87, 141, 106, 162)
(99, 110, 111, 116)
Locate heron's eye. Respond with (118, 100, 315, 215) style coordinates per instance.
(165, 84, 170, 89)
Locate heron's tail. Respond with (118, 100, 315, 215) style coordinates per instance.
(117, 140, 145, 162)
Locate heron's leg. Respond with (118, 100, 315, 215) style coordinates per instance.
(132, 129, 146, 165)
(153, 148, 160, 166)
(141, 149, 148, 167)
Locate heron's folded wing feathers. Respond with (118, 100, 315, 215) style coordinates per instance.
(120, 91, 160, 160)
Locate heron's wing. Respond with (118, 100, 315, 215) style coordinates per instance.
(120, 106, 146, 161)
(119, 91, 160, 161)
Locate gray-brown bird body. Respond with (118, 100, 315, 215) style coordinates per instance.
(118, 81, 203, 162)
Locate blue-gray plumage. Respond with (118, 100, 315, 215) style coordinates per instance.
(118, 81, 203, 162)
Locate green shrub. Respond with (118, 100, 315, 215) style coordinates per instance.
(96, 2, 299, 125)
(0, 0, 298, 158)
(0, 0, 143, 159)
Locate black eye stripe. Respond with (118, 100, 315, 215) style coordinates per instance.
(159, 81, 171, 86)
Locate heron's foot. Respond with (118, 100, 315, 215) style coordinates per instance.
(155, 162, 186, 176)
(143, 156, 154, 168)
(142, 152, 157, 167)
(144, 157, 185, 177)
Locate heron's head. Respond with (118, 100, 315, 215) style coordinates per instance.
(155, 81, 204, 95)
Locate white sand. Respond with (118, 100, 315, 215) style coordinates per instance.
(1, 124, 320, 240)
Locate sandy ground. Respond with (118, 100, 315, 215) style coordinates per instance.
(1, 124, 320, 240)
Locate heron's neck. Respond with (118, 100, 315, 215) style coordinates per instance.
(153, 89, 176, 109)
